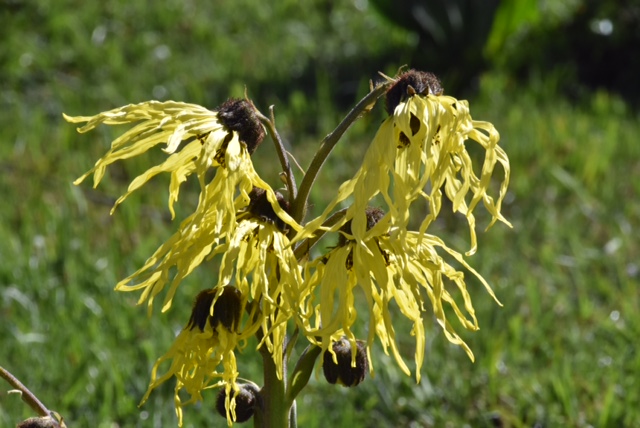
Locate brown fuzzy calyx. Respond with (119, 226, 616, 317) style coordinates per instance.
(216, 98, 266, 154)
(338, 206, 385, 246)
(215, 383, 261, 423)
(248, 187, 291, 233)
(187, 286, 243, 333)
(385, 70, 443, 116)
(322, 337, 369, 387)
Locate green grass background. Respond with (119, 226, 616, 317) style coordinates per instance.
(1, 1, 639, 427)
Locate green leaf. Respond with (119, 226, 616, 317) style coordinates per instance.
(285, 345, 322, 407)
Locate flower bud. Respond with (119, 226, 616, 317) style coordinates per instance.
(385, 70, 443, 116)
(216, 98, 266, 155)
(17, 418, 55, 428)
(215, 383, 261, 423)
(17, 413, 65, 428)
(322, 337, 368, 387)
(338, 206, 385, 246)
(248, 187, 291, 233)
(187, 286, 243, 333)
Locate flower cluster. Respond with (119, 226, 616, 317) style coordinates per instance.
(293, 70, 510, 377)
(67, 98, 301, 425)
(66, 69, 510, 426)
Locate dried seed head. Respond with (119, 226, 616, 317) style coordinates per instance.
(187, 287, 243, 333)
(338, 206, 385, 246)
(215, 383, 261, 423)
(385, 70, 443, 115)
(216, 98, 266, 154)
(322, 337, 368, 387)
(248, 187, 291, 233)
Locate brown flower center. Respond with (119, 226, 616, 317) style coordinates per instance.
(216, 98, 266, 155)
(385, 70, 443, 116)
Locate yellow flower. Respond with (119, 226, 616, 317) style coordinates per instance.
(300, 208, 498, 382)
(214, 188, 305, 380)
(294, 70, 511, 256)
(65, 99, 299, 313)
(140, 189, 303, 425)
(140, 286, 258, 427)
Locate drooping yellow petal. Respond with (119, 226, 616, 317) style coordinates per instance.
(66, 102, 225, 188)
(140, 325, 239, 427)
(293, 93, 511, 257)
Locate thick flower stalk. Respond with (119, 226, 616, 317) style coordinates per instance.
(295, 70, 511, 256)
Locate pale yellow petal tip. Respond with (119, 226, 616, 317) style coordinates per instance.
(485, 215, 513, 231)
(62, 112, 81, 123)
(62, 112, 93, 130)
(501, 217, 514, 229)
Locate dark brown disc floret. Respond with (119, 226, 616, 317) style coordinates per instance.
(216, 98, 266, 154)
(385, 70, 443, 116)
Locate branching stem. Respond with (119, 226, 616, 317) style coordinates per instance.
(257, 108, 298, 206)
(291, 80, 394, 224)
(293, 208, 348, 259)
(256, 341, 289, 428)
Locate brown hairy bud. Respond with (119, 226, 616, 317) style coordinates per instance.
(338, 206, 385, 246)
(385, 70, 443, 116)
(215, 383, 261, 423)
(248, 187, 291, 233)
(17, 416, 63, 428)
(187, 286, 243, 333)
(322, 337, 368, 387)
(216, 98, 266, 154)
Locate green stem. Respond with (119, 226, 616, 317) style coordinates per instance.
(291, 80, 393, 224)
(256, 340, 290, 428)
(293, 208, 348, 259)
(254, 77, 394, 427)
(289, 401, 298, 428)
(257, 108, 298, 206)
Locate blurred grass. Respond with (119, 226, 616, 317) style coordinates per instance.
(2, 1, 639, 427)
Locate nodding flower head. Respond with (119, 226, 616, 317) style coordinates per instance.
(322, 337, 368, 387)
(338, 206, 385, 246)
(215, 383, 261, 424)
(247, 187, 291, 233)
(385, 69, 443, 115)
(140, 286, 255, 427)
(293, 68, 510, 256)
(187, 286, 243, 333)
(217, 98, 266, 155)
